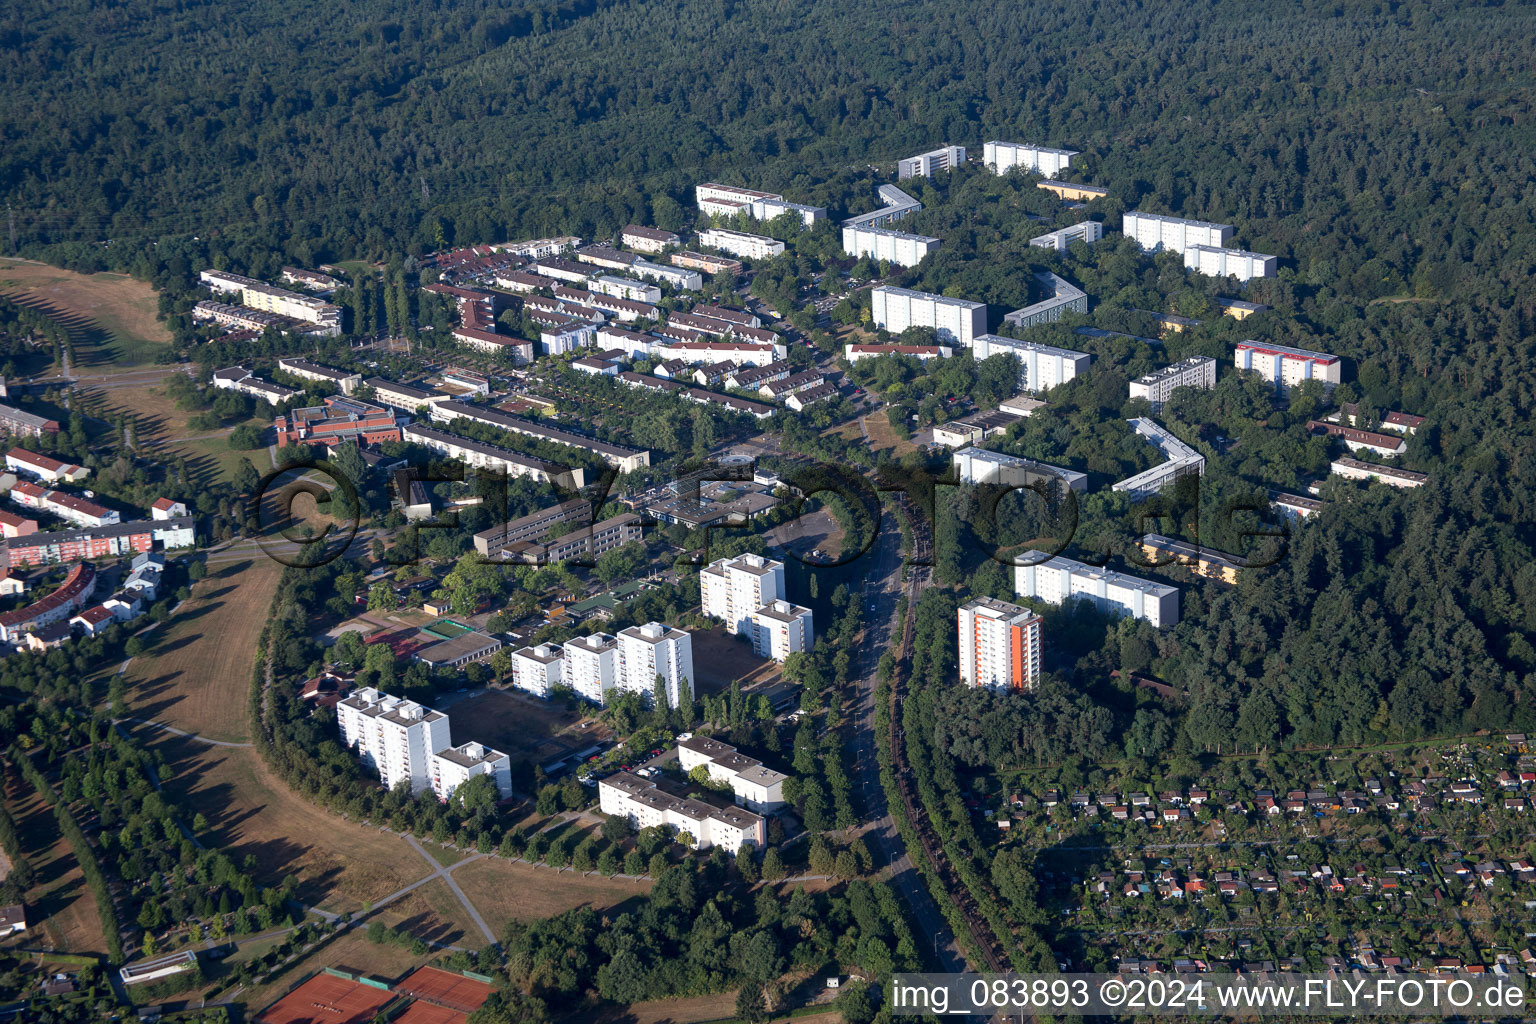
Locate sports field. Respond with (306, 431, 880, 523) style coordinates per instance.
(254, 971, 395, 1024)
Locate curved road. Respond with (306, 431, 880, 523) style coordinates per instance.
(849, 508, 969, 973)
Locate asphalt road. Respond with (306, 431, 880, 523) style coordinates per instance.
(848, 508, 969, 973)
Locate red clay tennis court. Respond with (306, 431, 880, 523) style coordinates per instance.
(392, 1002, 470, 1024)
(395, 966, 494, 1013)
(256, 972, 395, 1024)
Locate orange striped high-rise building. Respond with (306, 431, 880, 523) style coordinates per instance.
(957, 597, 1043, 692)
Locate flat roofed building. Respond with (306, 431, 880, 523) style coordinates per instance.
(1002, 272, 1088, 330)
(278, 357, 363, 395)
(843, 343, 953, 362)
(563, 632, 620, 705)
(701, 553, 785, 635)
(599, 770, 765, 851)
(617, 622, 694, 709)
(1122, 211, 1234, 254)
(1140, 534, 1247, 585)
(871, 285, 987, 348)
(1029, 221, 1104, 252)
(1214, 297, 1268, 320)
(931, 408, 1023, 449)
(841, 183, 923, 229)
(1038, 179, 1109, 201)
(952, 447, 1088, 493)
(592, 275, 662, 304)
(430, 741, 512, 801)
(1234, 340, 1341, 394)
(970, 334, 1091, 392)
(473, 498, 589, 558)
(414, 631, 503, 670)
(841, 225, 941, 267)
(698, 228, 785, 261)
(984, 141, 1079, 177)
(630, 259, 703, 291)
(336, 686, 452, 794)
(958, 596, 1043, 691)
(498, 513, 642, 567)
(1268, 490, 1324, 520)
(1185, 245, 1278, 282)
(677, 735, 788, 812)
(750, 599, 813, 662)
(1112, 418, 1205, 498)
(400, 423, 584, 490)
(1015, 555, 1180, 627)
(621, 225, 681, 252)
(671, 250, 743, 276)
(1330, 457, 1427, 489)
(898, 145, 966, 179)
(1128, 356, 1217, 409)
(366, 376, 449, 411)
(510, 643, 564, 698)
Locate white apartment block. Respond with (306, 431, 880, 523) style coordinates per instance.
(677, 735, 788, 812)
(750, 600, 813, 662)
(957, 597, 1043, 692)
(1015, 555, 1180, 628)
(617, 622, 694, 709)
(563, 632, 620, 705)
(898, 145, 966, 179)
(1128, 356, 1217, 408)
(970, 334, 1091, 392)
(701, 553, 786, 635)
(591, 275, 662, 304)
(336, 687, 452, 795)
(631, 259, 703, 292)
(1112, 418, 1206, 498)
(1184, 245, 1278, 281)
(1330, 458, 1428, 489)
(1002, 272, 1088, 330)
(429, 741, 512, 802)
(620, 225, 681, 253)
(952, 447, 1089, 493)
(598, 771, 765, 852)
(1029, 220, 1104, 252)
(199, 269, 343, 334)
(694, 184, 825, 227)
(698, 228, 785, 261)
(1121, 212, 1234, 255)
(1234, 340, 1341, 395)
(871, 286, 987, 348)
(841, 183, 923, 229)
(841, 225, 941, 267)
(984, 141, 1079, 177)
(509, 643, 564, 698)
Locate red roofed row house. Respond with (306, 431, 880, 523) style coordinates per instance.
(5, 447, 90, 484)
(0, 562, 96, 642)
(10, 481, 119, 528)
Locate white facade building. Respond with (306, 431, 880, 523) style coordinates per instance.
(1128, 356, 1217, 408)
(1029, 221, 1104, 252)
(598, 771, 765, 852)
(592, 275, 663, 303)
(701, 553, 786, 634)
(1184, 245, 1278, 281)
(957, 597, 1043, 692)
(429, 741, 513, 802)
(510, 643, 564, 698)
(970, 334, 1091, 392)
(750, 600, 814, 662)
(677, 735, 787, 813)
(984, 141, 1079, 177)
(841, 184, 923, 229)
(1112, 418, 1206, 498)
(563, 632, 620, 705)
(336, 687, 452, 795)
(694, 184, 825, 227)
(898, 145, 966, 179)
(1002, 272, 1088, 329)
(1234, 340, 1342, 395)
(631, 259, 703, 292)
(871, 286, 987, 347)
(1015, 556, 1180, 627)
(698, 228, 786, 261)
(841, 225, 941, 267)
(952, 447, 1088, 493)
(617, 622, 694, 708)
(1121, 212, 1234, 255)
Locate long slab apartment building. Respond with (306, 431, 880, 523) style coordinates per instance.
(694, 183, 826, 227)
(337, 687, 511, 800)
(1112, 417, 1206, 498)
(1015, 555, 1180, 627)
(871, 285, 987, 348)
(472, 497, 641, 564)
(897, 145, 966, 179)
(199, 269, 343, 335)
(984, 141, 1079, 177)
(1128, 356, 1217, 409)
(697, 228, 785, 261)
(841, 225, 940, 268)
(1234, 340, 1341, 395)
(429, 401, 650, 473)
